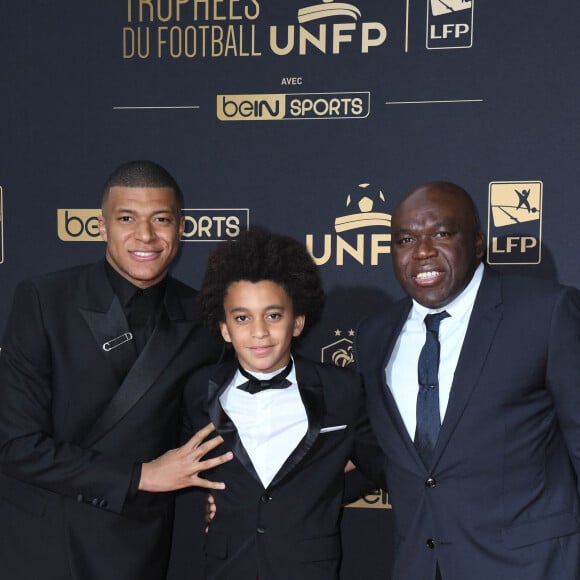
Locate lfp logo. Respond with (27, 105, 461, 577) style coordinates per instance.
(487, 181, 542, 265)
(426, 0, 474, 49)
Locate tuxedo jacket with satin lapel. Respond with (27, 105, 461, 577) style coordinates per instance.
(0, 261, 222, 580)
(181, 355, 384, 580)
(356, 266, 580, 580)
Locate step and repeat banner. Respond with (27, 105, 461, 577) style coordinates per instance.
(2, 1, 580, 578)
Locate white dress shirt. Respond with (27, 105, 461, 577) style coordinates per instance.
(386, 263, 484, 439)
(219, 359, 307, 487)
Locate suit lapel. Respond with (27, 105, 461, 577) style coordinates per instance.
(207, 360, 263, 484)
(269, 356, 325, 488)
(78, 261, 136, 382)
(432, 268, 503, 466)
(367, 300, 420, 455)
(207, 357, 326, 488)
(81, 275, 196, 447)
(80, 297, 137, 383)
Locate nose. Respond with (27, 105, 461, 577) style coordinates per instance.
(413, 236, 437, 259)
(135, 220, 156, 242)
(251, 319, 269, 339)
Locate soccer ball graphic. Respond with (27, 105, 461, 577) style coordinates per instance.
(346, 183, 385, 213)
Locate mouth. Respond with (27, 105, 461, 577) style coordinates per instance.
(413, 270, 443, 286)
(130, 251, 160, 260)
(250, 346, 274, 355)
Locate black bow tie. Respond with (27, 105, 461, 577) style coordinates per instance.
(237, 360, 293, 395)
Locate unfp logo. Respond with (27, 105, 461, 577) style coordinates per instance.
(427, 0, 474, 49)
(270, 1, 387, 56)
(57, 208, 249, 242)
(306, 182, 391, 266)
(487, 181, 542, 265)
(217, 92, 369, 121)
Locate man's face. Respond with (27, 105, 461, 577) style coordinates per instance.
(98, 186, 184, 288)
(219, 280, 305, 374)
(391, 186, 484, 309)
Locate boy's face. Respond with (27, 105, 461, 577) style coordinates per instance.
(219, 280, 305, 374)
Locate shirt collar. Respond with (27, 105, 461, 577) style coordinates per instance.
(104, 260, 167, 310)
(232, 356, 297, 388)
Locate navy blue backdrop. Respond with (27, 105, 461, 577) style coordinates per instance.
(2, 1, 580, 578)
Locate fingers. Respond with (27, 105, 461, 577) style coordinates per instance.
(185, 422, 217, 449)
(197, 450, 233, 472)
(344, 460, 357, 473)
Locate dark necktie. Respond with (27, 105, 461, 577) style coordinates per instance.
(414, 311, 450, 467)
(127, 290, 154, 353)
(237, 359, 293, 395)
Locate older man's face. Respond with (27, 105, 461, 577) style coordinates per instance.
(391, 186, 484, 309)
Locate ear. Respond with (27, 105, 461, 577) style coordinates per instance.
(98, 215, 108, 242)
(293, 315, 306, 337)
(178, 215, 185, 239)
(219, 321, 232, 343)
(475, 230, 484, 260)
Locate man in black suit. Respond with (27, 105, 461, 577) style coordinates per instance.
(0, 160, 232, 580)
(179, 229, 384, 580)
(356, 181, 580, 580)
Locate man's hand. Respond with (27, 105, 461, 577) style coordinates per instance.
(138, 423, 233, 492)
(344, 460, 357, 473)
(205, 493, 216, 532)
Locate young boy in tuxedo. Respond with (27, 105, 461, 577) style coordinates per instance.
(181, 228, 384, 580)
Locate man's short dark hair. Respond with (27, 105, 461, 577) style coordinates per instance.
(102, 160, 184, 209)
(199, 228, 325, 336)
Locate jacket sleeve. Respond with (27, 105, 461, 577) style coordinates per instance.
(546, 285, 580, 490)
(348, 371, 387, 490)
(0, 279, 134, 514)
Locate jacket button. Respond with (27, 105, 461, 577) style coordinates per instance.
(91, 498, 99, 507)
(98, 499, 108, 508)
(261, 494, 272, 503)
(426, 538, 435, 549)
(257, 527, 266, 534)
(76, 494, 84, 503)
(425, 478, 436, 488)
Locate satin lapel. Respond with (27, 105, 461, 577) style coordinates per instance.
(81, 278, 195, 447)
(269, 357, 324, 488)
(432, 268, 503, 466)
(79, 297, 137, 383)
(207, 361, 262, 485)
(78, 261, 137, 383)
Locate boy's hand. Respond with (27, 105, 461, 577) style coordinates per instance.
(139, 423, 233, 492)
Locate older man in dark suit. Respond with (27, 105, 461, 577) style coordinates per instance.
(356, 181, 580, 580)
(0, 160, 232, 580)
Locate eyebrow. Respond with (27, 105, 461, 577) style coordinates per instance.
(394, 220, 457, 232)
(113, 207, 175, 215)
(229, 304, 286, 313)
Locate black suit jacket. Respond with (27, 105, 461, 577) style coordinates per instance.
(179, 355, 384, 580)
(0, 261, 221, 580)
(356, 267, 580, 580)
